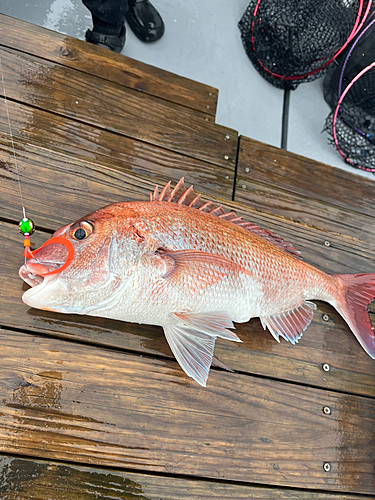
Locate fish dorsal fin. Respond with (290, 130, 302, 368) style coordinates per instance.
(150, 178, 301, 260)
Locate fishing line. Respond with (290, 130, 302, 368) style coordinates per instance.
(0, 52, 35, 262)
(0, 53, 74, 273)
(0, 55, 25, 213)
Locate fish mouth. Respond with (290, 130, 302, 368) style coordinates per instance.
(19, 261, 63, 288)
(19, 238, 71, 289)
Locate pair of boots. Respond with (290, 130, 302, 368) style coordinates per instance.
(85, 0, 164, 53)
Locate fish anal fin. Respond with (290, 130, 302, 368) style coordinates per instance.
(261, 301, 317, 345)
(149, 179, 301, 259)
(159, 249, 251, 293)
(164, 311, 241, 386)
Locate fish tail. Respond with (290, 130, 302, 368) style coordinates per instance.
(332, 273, 375, 358)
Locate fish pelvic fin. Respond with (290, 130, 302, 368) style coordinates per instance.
(332, 273, 375, 358)
(261, 301, 317, 345)
(164, 311, 241, 386)
(150, 178, 301, 259)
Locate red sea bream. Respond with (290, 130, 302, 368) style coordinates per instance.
(19, 179, 375, 385)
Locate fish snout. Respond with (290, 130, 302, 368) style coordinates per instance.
(19, 238, 73, 288)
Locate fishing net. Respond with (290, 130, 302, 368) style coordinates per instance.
(323, 11, 375, 172)
(238, 0, 371, 90)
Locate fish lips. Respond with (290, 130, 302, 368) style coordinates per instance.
(19, 261, 62, 287)
(19, 239, 70, 306)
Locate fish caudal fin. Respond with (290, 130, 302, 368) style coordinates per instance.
(164, 311, 241, 386)
(333, 273, 375, 358)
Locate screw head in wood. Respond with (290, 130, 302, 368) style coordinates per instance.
(245, 167, 250, 173)
(224, 155, 230, 160)
(323, 462, 331, 472)
(323, 406, 331, 415)
(225, 134, 230, 140)
(322, 363, 330, 372)
(324, 240, 331, 247)
(322, 314, 330, 322)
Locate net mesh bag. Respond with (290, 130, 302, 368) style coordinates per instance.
(239, 0, 368, 90)
(323, 11, 375, 172)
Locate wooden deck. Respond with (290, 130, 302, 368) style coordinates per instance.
(0, 14, 374, 499)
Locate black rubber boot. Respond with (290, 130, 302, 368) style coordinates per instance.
(126, 0, 165, 42)
(85, 24, 126, 52)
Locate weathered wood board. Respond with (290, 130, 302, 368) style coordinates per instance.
(0, 47, 237, 168)
(0, 102, 235, 200)
(1, 133, 375, 398)
(0, 328, 374, 494)
(1, 456, 373, 500)
(235, 136, 375, 244)
(0, 13, 218, 118)
(1, 218, 374, 399)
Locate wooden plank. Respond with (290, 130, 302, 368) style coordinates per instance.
(0, 328, 374, 494)
(0, 14, 218, 118)
(0, 456, 372, 500)
(0, 134, 234, 229)
(1, 138, 375, 396)
(0, 47, 237, 168)
(1, 135, 375, 275)
(0, 101, 235, 199)
(1, 215, 375, 399)
(235, 136, 375, 243)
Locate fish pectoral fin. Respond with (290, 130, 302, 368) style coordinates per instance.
(164, 311, 241, 386)
(159, 249, 250, 293)
(261, 301, 317, 345)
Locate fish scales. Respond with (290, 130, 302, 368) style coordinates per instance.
(19, 179, 375, 386)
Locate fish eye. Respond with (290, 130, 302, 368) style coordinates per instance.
(74, 228, 86, 240)
(70, 221, 94, 241)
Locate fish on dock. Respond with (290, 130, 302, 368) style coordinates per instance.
(19, 179, 375, 386)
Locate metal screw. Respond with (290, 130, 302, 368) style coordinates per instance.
(322, 363, 330, 372)
(208, 92, 213, 96)
(323, 406, 331, 415)
(225, 175, 229, 180)
(324, 240, 331, 247)
(206, 105, 210, 109)
(224, 155, 230, 160)
(245, 167, 250, 173)
(225, 134, 230, 140)
(242, 184, 247, 189)
(323, 462, 331, 472)
(322, 314, 330, 322)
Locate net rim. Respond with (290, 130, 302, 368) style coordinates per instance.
(248, 0, 372, 82)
